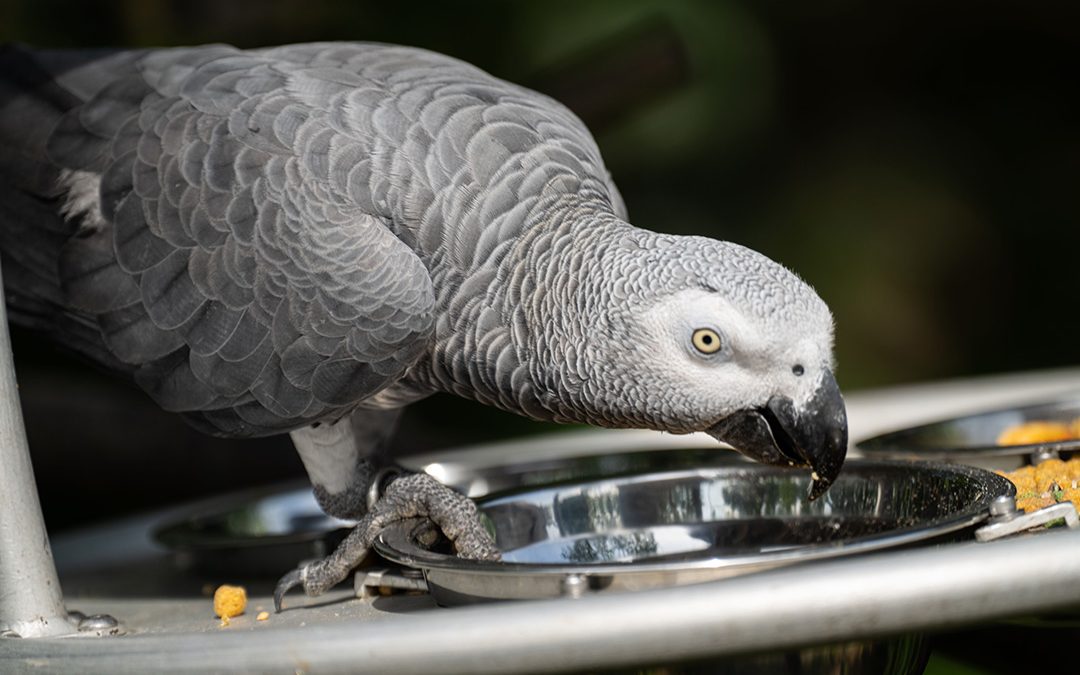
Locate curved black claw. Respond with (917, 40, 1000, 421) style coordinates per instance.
(273, 568, 304, 613)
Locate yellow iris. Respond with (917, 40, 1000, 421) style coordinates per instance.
(692, 328, 722, 354)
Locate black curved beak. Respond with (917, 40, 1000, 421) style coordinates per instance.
(707, 369, 848, 500)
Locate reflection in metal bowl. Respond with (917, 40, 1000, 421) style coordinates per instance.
(375, 459, 1012, 603)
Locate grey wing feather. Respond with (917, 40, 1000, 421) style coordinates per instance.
(47, 45, 435, 436)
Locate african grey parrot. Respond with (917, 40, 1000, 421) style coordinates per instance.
(0, 42, 847, 610)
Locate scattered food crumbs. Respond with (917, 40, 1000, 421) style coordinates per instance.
(213, 584, 247, 622)
(257, 611, 270, 622)
(997, 457, 1080, 514)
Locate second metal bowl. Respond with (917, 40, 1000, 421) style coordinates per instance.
(857, 396, 1080, 469)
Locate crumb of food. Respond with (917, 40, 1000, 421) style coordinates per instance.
(996, 421, 1075, 446)
(1035, 458, 1069, 491)
(213, 584, 247, 621)
(999, 457, 1080, 513)
(257, 611, 270, 622)
(1001, 465, 1036, 494)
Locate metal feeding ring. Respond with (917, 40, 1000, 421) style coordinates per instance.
(367, 467, 405, 511)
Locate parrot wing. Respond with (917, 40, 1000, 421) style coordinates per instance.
(43, 46, 435, 436)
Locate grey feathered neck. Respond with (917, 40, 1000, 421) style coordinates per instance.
(411, 183, 827, 431)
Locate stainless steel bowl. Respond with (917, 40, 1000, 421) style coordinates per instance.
(154, 482, 354, 578)
(375, 458, 1012, 604)
(857, 396, 1080, 469)
(152, 449, 1011, 675)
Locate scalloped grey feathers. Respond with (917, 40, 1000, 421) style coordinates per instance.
(1, 42, 627, 436)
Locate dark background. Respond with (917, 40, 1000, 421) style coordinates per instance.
(2, 3, 1077, 672)
(2, 0, 1078, 529)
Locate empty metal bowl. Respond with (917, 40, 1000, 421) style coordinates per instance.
(375, 458, 1012, 604)
(154, 482, 354, 577)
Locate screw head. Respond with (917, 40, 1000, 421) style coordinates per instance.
(78, 614, 119, 632)
(1032, 448, 1061, 465)
(989, 494, 1019, 519)
(561, 574, 588, 599)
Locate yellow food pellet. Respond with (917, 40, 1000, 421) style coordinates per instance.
(1060, 487, 1080, 507)
(996, 421, 1074, 446)
(257, 611, 270, 621)
(1035, 458, 1068, 492)
(1000, 458, 1080, 513)
(1016, 494, 1057, 513)
(1066, 460, 1080, 483)
(997, 466, 1036, 494)
(213, 584, 247, 620)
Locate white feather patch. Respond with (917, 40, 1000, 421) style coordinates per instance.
(57, 169, 105, 230)
(289, 417, 359, 494)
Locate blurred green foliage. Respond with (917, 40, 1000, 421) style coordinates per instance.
(5, 0, 1074, 391)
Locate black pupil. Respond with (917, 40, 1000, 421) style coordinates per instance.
(792, 364, 805, 376)
(701, 334, 713, 345)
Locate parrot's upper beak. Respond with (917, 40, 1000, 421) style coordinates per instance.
(707, 369, 848, 500)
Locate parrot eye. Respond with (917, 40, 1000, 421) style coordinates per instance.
(691, 328, 723, 355)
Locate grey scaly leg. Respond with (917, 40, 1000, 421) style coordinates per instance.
(276, 409, 500, 611)
(290, 409, 399, 521)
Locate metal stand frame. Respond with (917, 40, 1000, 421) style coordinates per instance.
(0, 263, 79, 638)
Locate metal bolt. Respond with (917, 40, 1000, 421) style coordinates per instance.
(78, 614, 119, 632)
(989, 495, 1019, 520)
(1032, 448, 1061, 465)
(561, 574, 588, 599)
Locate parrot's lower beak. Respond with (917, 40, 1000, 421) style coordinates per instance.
(707, 369, 848, 500)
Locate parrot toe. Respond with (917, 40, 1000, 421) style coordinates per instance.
(273, 471, 500, 612)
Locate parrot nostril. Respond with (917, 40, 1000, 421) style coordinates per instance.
(792, 364, 805, 377)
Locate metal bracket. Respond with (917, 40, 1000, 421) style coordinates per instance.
(976, 495, 1080, 542)
(355, 568, 429, 599)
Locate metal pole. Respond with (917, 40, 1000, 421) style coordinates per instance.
(3, 527, 1080, 672)
(0, 262, 77, 638)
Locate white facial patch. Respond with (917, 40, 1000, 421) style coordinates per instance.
(634, 288, 833, 422)
(634, 289, 769, 414)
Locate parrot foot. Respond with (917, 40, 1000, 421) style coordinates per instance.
(274, 472, 500, 612)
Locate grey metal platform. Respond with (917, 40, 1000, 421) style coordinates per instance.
(4, 363, 1080, 672)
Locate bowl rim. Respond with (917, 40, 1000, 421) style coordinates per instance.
(856, 396, 1080, 459)
(374, 458, 1014, 576)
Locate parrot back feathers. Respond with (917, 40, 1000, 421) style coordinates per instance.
(1, 44, 443, 436)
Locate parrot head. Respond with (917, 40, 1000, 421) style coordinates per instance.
(634, 278, 846, 500)
(536, 227, 848, 499)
